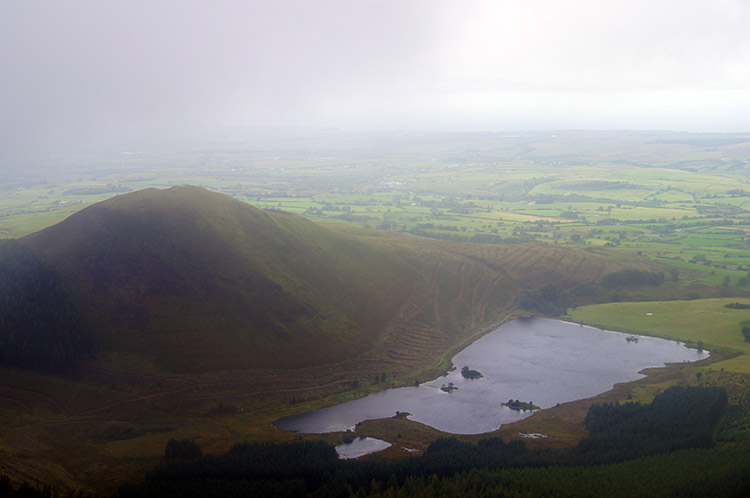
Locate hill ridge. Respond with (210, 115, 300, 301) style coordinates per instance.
(8, 186, 627, 373)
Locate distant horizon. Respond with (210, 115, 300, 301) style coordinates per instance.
(3, 1, 749, 167)
(3, 126, 750, 172)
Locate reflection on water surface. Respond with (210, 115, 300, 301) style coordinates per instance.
(335, 437, 392, 459)
(277, 318, 708, 435)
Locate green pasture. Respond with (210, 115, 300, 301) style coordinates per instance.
(650, 189, 695, 202)
(568, 298, 750, 372)
(612, 167, 737, 188)
(673, 234, 741, 247)
(531, 184, 654, 203)
(702, 196, 750, 208)
(650, 259, 750, 289)
(2, 132, 749, 276)
(0, 204, 89, 239)
(609, 205, 695, 220)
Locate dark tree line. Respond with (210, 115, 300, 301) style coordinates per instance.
(601, 269, 665, 287)
(357, 444, 750, 497)
(0, 476, 51, 497)
(164, 438, 203, 461)
(725, 302, 750, 309)
(119, 385, 728, 497)
(518, 284, 569, 315)
(0, 474, 93, 498)
(0, 240, 96, 373)
(119, 437, 531, 498)
(576, 385, 727, 464)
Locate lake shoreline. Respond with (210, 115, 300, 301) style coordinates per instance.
(275, 317, 707, 436)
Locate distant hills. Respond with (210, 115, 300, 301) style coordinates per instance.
(3, 186, 646, 374)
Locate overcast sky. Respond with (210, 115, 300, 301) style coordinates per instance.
(2, 0, 750, 159)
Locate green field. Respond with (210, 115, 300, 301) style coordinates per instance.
(3, 131, 749, 296)
(3, 130, 750, 493)
(568, 298, 750, 372)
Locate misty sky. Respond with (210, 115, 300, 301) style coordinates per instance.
(2, 0, 750, 159)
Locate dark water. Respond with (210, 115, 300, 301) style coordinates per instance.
(276, 318, 708, 435)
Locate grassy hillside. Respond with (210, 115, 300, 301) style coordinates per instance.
(18, 187, 423, 371)
(0, 186, 723, 492)
(12, 186, 633, 374)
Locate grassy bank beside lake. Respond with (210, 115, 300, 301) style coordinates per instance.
(567, 298, 750, 373)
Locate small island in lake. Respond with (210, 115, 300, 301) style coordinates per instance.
(441, 382, 458, 393)
(503, 399, 540, 411)
(461, 365, 483, 379)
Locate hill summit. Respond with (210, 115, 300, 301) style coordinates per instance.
(6, 186, 623, 374)
(19, 186, 429, 371)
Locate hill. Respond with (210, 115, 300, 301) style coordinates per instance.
(3, 185, 720, 375)
(7, 186, 635, 374)
(0, 186, 709, 492)
(14, 186, 424, 371)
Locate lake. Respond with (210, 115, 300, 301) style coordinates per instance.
(335, 437, 392, 459)
(276, 317, 708, 435)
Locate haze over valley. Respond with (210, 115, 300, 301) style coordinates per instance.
(2, 1, 750, 496)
